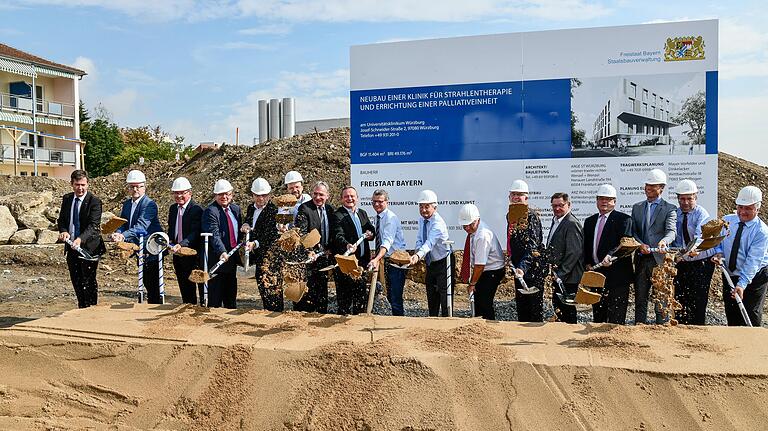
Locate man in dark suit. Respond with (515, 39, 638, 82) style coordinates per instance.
(167, 177, 203, 304)
(111, 169, 164, 304)
(546, 192, 584, 324)
(202, 179, 243, 309)
(243, 177, 281, 311)
(57, 169, 106, 308)
(631, 169, 677, 324)
(331, 186, 375, 315)
(295, 181, 335, 313)
(583, 184, 634, 324)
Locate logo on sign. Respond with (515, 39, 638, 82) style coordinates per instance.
(664, 36, 705, 62)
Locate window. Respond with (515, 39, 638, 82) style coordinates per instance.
(20, 171, 28, 176)
(41, 172, 48, 177)
(643, 89, 648, 101)
(643, 103, 648, 115)
(630, 82, 637, 98)
(35, 85, 43, 112)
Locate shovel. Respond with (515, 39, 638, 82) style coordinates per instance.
(189, 240, 253, 284)
(719, 263, 753, 327)
(319, 236, 366, 272)
(510, 262, 539, 295)
(552, 272, 578, 306)
(365, 263, 380, 314)
(574, 271, 605, 305)
(64, 238, 99, 262)
(469, 291, 476, 317)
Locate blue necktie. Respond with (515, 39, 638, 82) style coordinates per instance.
(73, 197, 81, 238)
(351, 210, 363, 256)
(423, 219, 431, 265)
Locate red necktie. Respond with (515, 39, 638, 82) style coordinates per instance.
(225, 207, 236, 248)
(176, 206, 184, 243)
(460, 234, 471, 283)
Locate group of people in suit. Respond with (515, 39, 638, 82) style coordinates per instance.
(57, 166, 767, 327)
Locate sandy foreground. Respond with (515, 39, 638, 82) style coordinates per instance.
(0, 306, 766, 430)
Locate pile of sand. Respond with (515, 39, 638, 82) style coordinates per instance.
(1, 305, 766, 430)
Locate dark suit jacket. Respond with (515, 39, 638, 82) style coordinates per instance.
(331, 206, 376, 266)
(631, 198, 677, 264)
(58, 191, 106, 256)
(547, 212, 584, 284)
(295, 200, 336, 250)
(202, 202, 243, 273)
(116, 195, 163, 262)
(244, 201, 279, 264)
(583, 210, 634, 284)
(167, 200, 203, 250)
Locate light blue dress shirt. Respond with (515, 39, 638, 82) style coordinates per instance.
(414, 211, 450, 262)
(672, 205, 717, 261)
(376, 208, 406, 257)
(715, 213, 768, 287)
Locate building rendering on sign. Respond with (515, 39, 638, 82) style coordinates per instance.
(0, 43, 86, 178)
(592, 78, 679, 148)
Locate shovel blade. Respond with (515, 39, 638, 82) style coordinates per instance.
(188, 269, 210, 284)
(580, 271, 606, 289)
(517, 286, 540, 295)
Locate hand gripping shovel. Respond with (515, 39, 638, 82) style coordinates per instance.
(719, 263, 753, 327)
(511, 262, 539, 295)
(64, 238, 98, 262)
(319, 235, 366, 272)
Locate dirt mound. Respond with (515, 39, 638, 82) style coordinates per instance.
(718, 152, 768, 222)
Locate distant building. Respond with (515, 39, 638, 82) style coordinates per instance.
(194, 141, 221, 153)
(592, 78, 678, 148)
(295, 118, 350, 135)
(0, 43, 86, 178)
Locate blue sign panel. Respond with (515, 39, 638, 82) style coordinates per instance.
(351, 79, 571, 164)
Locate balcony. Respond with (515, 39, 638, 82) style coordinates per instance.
(0, 144, 76, 165)
(0, 92, 76, 121)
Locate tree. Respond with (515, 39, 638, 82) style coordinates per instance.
(570, 78, 586, 148)
(107, 125, 191, 172)
(81, 104, 124, 177)
(673, 91, 706, 146)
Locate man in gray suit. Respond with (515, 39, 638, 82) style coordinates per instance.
(546, 193, 584, 324)
(631, 168, 677, 324)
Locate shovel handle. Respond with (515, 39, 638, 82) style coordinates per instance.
(719, 263, 753, 327)
(209, 241, 246, 276)
(592, 256, 617, 270)
(343, 235, 366, 256)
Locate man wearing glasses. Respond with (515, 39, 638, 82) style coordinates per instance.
(367, 189, 408, 316)
(111, 169, 164, 303)
(167, 177, 203, 304)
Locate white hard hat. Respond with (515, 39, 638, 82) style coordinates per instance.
(171, 177, 192, 192)
(250, 177, 272, 195)
(458, 203, 480, 226)
(126, 169, 146, 184)
(284, 171, 303, 185)
(736, 186, 762, 206)
(645, 168, 667, 185)
(417, 189, 438, 204)
(213, 179, 233, 194)
(675, 179, 698, 195)
(509, 179, 529, 193)
(596, 184, 617, 198)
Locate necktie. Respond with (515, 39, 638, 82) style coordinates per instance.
(375, 214, 382, 251)
(72, 197, 81, 238)
(729, 221, 745, 272)
(319, 206, 328, 245)
(460, 233, 471, 283)
(422, 219, 431, 265)
(595, 214, 606, 263)
(546, 217, 556, 247)
(351, 210, 364, 257)
(225, 207, 236, 248)
(176, 206, 184, 244)
(682, 212, 691, 244)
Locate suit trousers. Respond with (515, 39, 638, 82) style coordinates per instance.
(142, 259, 162, 304)
(295, 262, 329, 313)
(173, 254, 201, 305)
(384, 260, 407, 316)
(335, 270, 368, 315)
(515, 275, 544, 322)
(425, 256, 452, 317)
(553, 282, 578, 324)
(674, 260, 715, 325)
(592, 279, 630, 324)
(634, 255, 665, 324)
(66, 251, 99, 308)
(254, 257, 284, 312)
(474, 268, 504, 320)
(208, 270, 237, 309)
(723, 267, 768, 327)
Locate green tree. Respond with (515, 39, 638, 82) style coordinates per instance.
(570, 78, 586, 148)
(673, 91, 706, 146)
(81, 104, 124, 177)
(107, 125, 190, 172)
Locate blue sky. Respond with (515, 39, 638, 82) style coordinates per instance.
(1, 1, 766, 163)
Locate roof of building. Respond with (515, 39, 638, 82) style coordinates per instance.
(0, 43, 86, 76)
